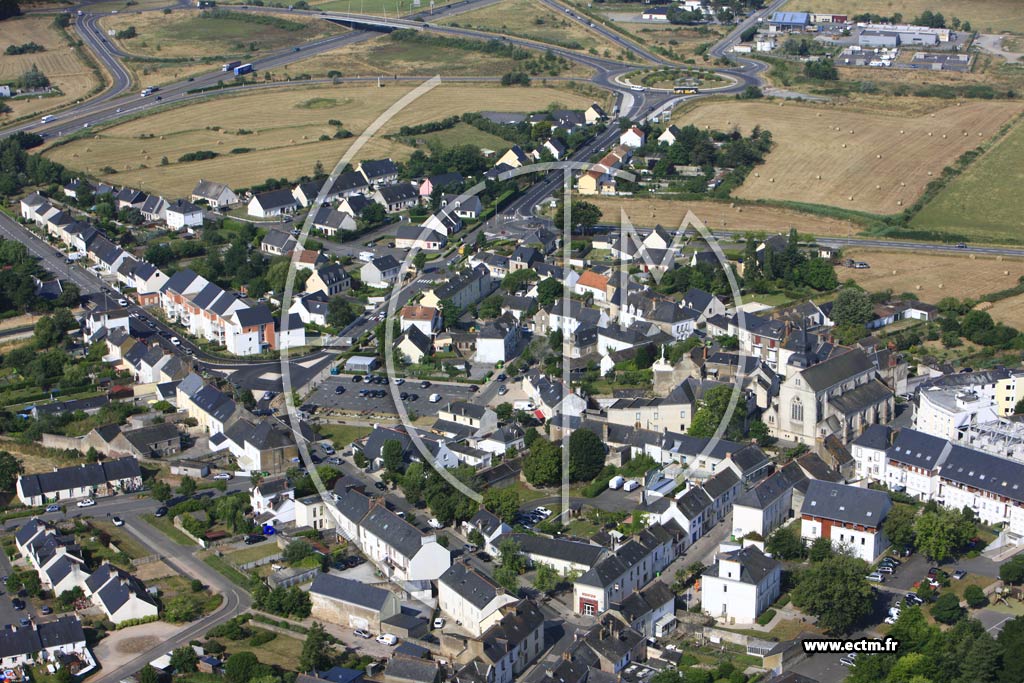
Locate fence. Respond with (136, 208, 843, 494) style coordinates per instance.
(236, 552, 283, 571)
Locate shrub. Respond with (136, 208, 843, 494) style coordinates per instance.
(756, 608, 776, 626)
(248, 630, 277, 646)
(964, 584, 988, 609)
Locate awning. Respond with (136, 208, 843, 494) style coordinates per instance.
(534, 409, 546, 421)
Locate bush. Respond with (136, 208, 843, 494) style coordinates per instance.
(756, 608, 776, 626)
(964, 584, 988, 609)
(178, 150, 218, 163)
(248, 629, 277, 646)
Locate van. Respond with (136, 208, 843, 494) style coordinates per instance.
(630, 85, 646, 92)
(623, 480, 640, 492)
(40, 115, 56, 124)
(608, 475, 625, 490)
(429, 393, 441, 403)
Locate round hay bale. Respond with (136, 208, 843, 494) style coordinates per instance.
(817, 112, 822, 117)
(816, 175, 821, 180)
(897, 200, 903, 206)
(928, 132, 933, 136)
(942, 134, 947, 139)
(930, 113, 936, 117)
(850, 130, 855, 134)
(160, 136, 164, 139)
(842, 143, 847, 148)
(217, 140, 222, 145)
(978, 132, 983, 137)
(900, 130, 904, 134)
(939, 283, 944, 289)
(892, 270, 897, 275)
(997, 255, 1003, 261)
(928, 171, 933, 176)
(877, 154, 882, 159)
(900, 181, 906, 187)
(85, 147, 90, 152)
(849, 195, 854, 201)
(1005, 270, 1010, 276)
(876, 184, 881, 190)
(917, 284, 922, 290)
(754, 172, 759, 177)
(769, 178, 775, 183)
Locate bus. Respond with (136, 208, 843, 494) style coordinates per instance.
(674, 86, 699, 95)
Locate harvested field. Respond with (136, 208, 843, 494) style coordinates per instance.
(99, 10, 344, 61)
(785, 0, 1024, 35)
(985, 294, 1024, 330)
(441, 0, 633, 57)
(674, 99, 1022, 214)
(910, 115, 1024, 243)
(842, 249, 1024, 300)
(133, 559, 177, 581)
(0, 15, 100, 119)
(43, 83, 597, 196)
(583, 197, 863, 237)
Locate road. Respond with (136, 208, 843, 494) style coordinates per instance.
(85, 512, 251, 683)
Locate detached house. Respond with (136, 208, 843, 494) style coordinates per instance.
(441, 194, 483, 219)
(619, 126, 646, 148)
(800, 480, 891, 563)
(373, 182, 419, 212)
(311, 207, 357, 236)
(357, 159, 399, 186)
(166, 199, 203, 230)
(262, 230, 299, 256)
(248, 189, 299, 218)
(701, 544, 781, 624)
(400, 305, 441, 337)
(306, 263, 351, 297)
(360, 255, 401, 288)
(191, 179, 239, 208)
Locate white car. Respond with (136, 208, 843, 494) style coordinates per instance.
(112, 516, 124, 526)
(393, 378, 404, 385)
(213, 472, 232, 480)
(376, 633, 398, 646)
(427, 518, 443, 529)
(76, 499, 96, 508)
(534, 507, 552, 518)
(353, 629, 372, 639)
(170, 337, 181, 345)
(117, 298, 128, 306)
(433, 617, 445, 629)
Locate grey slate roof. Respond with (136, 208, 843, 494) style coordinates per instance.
(17, 458, 141, 498)
(801, 349, 874, 391)
(852, 424, 892, 451)
(501, 533, 606, 568)
(360, 505, 428, 559)
(734, 471, 794, 510)
(708, 545, 780, 585)
(309, 573, 394, 610)
(440, 562, 504, 610)
(801, 480, 890, 527)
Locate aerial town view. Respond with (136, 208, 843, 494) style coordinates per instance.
(0, 0, 1023, 680)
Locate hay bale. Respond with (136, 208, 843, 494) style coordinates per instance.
(842, 143, 847, 148)
(849, 195, 854, 201)
(877, 154, 882, 159)
(897, 200, 903, 206)
(939, 283, 944, 289)
(916, 284, 922, 290)
(892, 270, 897, 275)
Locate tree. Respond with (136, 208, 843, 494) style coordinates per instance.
(382, 439, 405, 474)
(482, 487, 521, 524)
(478, 293, 503, 319)
(0, 451, 24, 491)
(536, 278, 563, 308)
(299, 622, 336, 672)
(999, 555, 1024, 584)
(914, 507, 973, 561)
(150, 479, 172, 502)
(494, 538, 525, 593)
(225, 651, 263, 683)
(326, 296, 358, 329)
(957, 630, 1001, 683)
(748, 420, 770, 445)
(282, 540, 314, 565)
(137, 666, 160, 683)
(501, 268, 537, 294)
(553, 200, 602, 234)
(804, 58, 839, 80)
(178, 475, 196, 497)
(998, 617, 1024, 683)
(412, 252, 427, 272)
(931, 592, 964, 624)
(522, 437, 560, 487)
(791, 554, 873, 633)
(495, 402, 513, 422)
(534, 562, 559, 593)
(964, 584, 988, 609)
(568, 428, 605, 482)
(688, 385, 744, 440)
(883, 503, 918, 553)
(808, 536, 834, 562)
(163, 594, 202, 622)
(170, 646, 199, 673)
(830, 288, 874, 327)
(766, 525, 805, 560)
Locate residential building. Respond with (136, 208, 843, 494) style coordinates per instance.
(0, 616, 92, 671)
(476, 313, 520, 364)
(619, 126, 646, 148)
(309, 573, 401, 632)
(422, 265, 495, 310)
(732, 470, 795, 540)
(191, 179, 239, 208)
(166, 199, 203, 230)
(438, 562, 518, 637)
(306, 264, 351, 297)
(573, 524, 679, 615)
(800, 480, 891, 562)
(373, 182, 419, 212)
(701, 544, 781, 623)
(360, 255, 401, 288)
(395, 225, 447, 251)
(400, 305, 442, 337)
(247, 189, 299, 218)
(357, 159, 399, 186)
(312, 207, 358, 236)
(16, 459, 143, 506)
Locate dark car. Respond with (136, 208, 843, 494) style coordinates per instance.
(468, 385, 479, 393)
(335, 386, 345, 395)
(352, 375, 362, 383)
(477, 552, 492, 562)
(420, 380, 431, 388)
(40, 605, 52, 615)
(11, 599, 24, 611)
(374, 481, 387, 491)
(154, 506, 169, 517)
(245, 534, 266, 545)
(497, 373, 506, 382)
(400, 392, 408, 400)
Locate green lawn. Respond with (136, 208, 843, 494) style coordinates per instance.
(141, 513, 199, 547)
(91, 520, 151, 559)
(410, 122, 511, 151)
(318, 424, 372, 447)
(203, 554, 252, 588)
(223, 543, 281, 566)
(911, 117, 1024, 244)
(209, 629, 304, 669)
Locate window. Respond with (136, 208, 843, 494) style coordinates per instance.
(723, 584, 728, 593)
(791, 400, 804, 422)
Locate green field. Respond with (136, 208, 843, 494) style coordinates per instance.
(318, 423, 372, 446)
(409, 122, 511, 151)
(911, 117, 1024, 243)
(223, 542, 281, 566)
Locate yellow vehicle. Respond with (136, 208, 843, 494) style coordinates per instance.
(674, 86, 699, 95)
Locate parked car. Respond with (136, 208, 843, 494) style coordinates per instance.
(428, 518, 443, 529)
(394, 378, 405, 385)
(40, 605, 52, 615)
(19, 617, 30, 627)
(76, 498, 96, 508)
(352, 375, 362, 382)
(327, 457, 342, 465)
(374, 481, 387, 491)
(45, 504, 60, 513)
(353, 629, 372, 639)
(335, 386, 345, 395)
(866, 572, 885, 582)
(952, 569, 967, 580)
(11, 599, 24, 611)
(376, 633, 398, 646)
(468, 385, 478, 393)
(322, 444, 335, 455)
(154, 506, 168, 517)
(878, 566, 895, 575)
(170, 336, 181, 346)
(213, 472, 233, 480)
(245, 534, 266, 545)
(905, 593, 924, 606)
(840, 656, 856, 667)
(433, 618, 445, 629)
(420, 380, 431, 388)
(112, 517, 124, 527)
(463, 543, 478, 554)
(498, 385, 508, 395)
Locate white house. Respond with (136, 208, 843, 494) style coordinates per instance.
(701, 544, 781, 624)
(732, 470, 796, 540)
(438, 562, 518, 637)
(248, 189, 299, 218)
(475, 313, 520, 364)
(250, 476, 295, 527)
(619, 126, 646, 148)
(16, 459, 143, 506)
(191, 179, 239, 208)
(0, 616, 92, 671)
(85, 563, 159, 624)
(400, 305, 442, 337)
(573, 525, 678, 615)
(360, 255, 401, 289)
(800, 480, 891, 563)
(165, 199, 204, 230)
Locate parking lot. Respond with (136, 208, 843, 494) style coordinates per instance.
(308, 375, 480, 417)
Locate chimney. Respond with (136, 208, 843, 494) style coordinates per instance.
(784, 320, 792, 340)
(702, 345, 708, 360)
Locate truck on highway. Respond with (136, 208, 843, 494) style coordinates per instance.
(222, 60, 242, 72)
(234, 63, 254, 75)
